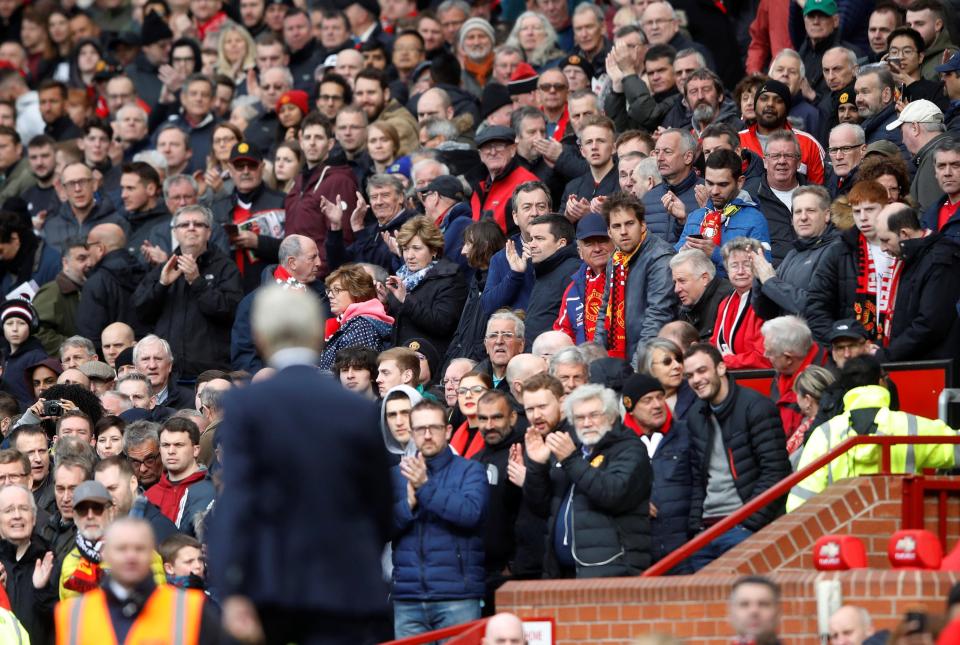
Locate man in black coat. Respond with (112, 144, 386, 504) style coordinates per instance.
(623, 373, 697, 574)
(524, 383, 652, 578)
(473, 390, 524, 611)
(559, 116, 619, 221)
(523, 215, 581, 344)
(76, 223, 148, 342)
(682, 343, 790, 571)
(133, 205, 243, 379)
(873, 203, 960, 362)
(671, 248, 733, 341)
(209, 285, 392, 644)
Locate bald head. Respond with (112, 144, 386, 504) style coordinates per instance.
(828, 605, 874, 645)
(101, 322, 136, 368)
(506, 353, 547, 400)
(530, 330, 574, 359)
(483, 612, 526, 644)
(88, 223, 127, 253)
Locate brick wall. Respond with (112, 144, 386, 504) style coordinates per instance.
(496, 476, 960, 644)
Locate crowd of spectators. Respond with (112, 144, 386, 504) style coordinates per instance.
(0, 0, 959, 640)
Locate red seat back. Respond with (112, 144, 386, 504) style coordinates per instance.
(813, 535, 867, 570)
(888, 530, 943, 569)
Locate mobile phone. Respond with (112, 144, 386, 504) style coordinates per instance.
(222, 223, 239, 236)
(688, 234, 705, 240)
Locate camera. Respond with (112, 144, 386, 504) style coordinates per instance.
(42, 400, 63, 417)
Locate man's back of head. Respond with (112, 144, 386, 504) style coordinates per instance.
(88, 223, 127, 254)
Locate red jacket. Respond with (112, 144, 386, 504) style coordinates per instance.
(145, 469, 209, 526)
(772, 344, 823, 437)
(739, 122, 826, 185)
(471, 161, 539, 233)
(746, 0, 792, 74)
(710, 290, 772, 370)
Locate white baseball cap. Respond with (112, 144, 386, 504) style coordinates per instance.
(886, 99, 944, 130)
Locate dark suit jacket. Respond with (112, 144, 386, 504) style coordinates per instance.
(207, 363, 392, 616)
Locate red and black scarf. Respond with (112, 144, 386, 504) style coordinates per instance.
(853, 235, 902, 346)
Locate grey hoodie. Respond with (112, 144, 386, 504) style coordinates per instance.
(380, 384, 423, 458)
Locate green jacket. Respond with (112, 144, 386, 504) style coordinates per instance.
(787, 385, 957, 511)
(921, 29, 959, 82)
(0, 158, 36, 204)
(33, 273, 81, 355)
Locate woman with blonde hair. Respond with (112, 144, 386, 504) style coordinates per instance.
(506, 12, 565, 70)
(215, 22, 256, 83)
(386, 216, 467, 356)
(319, 264, 394, 371)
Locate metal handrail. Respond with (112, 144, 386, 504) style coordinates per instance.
(642, 435, 960, 576)
(380, 618, 488, 645)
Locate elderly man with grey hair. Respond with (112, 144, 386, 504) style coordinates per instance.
(548, 346, 589, 394)
(524, 382, 652, 578)
(133, 205, 243, 380)
(144, 173, 228, 265)
(759, 315, 821, 436)
(476, 311, 525, 392)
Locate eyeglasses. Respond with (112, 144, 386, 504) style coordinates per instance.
(538, 83, 567, 93)
(126, 452, 160, 469)
(74, 504, 109, 517)
(888, 47, 917, 57)
(480, 143, 510, 155)
(173, 221, 210, 229)
(573, 410, 608, 425)
(828, 145, 861, 157)
(457, 385, 488, 395)
(172, 55, 195, 63)
(441, 376, 462, 387)
(63, 178, 93, 191)
(411, 424, 446, 436)
(0, 473, 27, 484)
(485, 331, 516, 340)
(766, 153, 800, 161)
(213, 136, 237, 146)
(326, 286, 346, 298)
(642, 18, 674, 27)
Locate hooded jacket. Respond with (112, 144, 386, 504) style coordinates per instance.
(524, 244, 582, 343)
(144, 468, 215, 537)
(318, 299, 394, 371)
(43, 201, 128, 255)
(284, 151, 360, 277)
(595, 233, 678, 366)
(524, 424, 652, 578)
(390, 446, 488, 600)
(921, 29, 958, 81)
(687, 375, 791, 533)
(804, 227, 870, 346)
(133, 246, 243, 378)
(752, 225, 840, 320)
(124, 203, 171, 258)
(381, 385, 423, 465)
(77, 248, 151, 341)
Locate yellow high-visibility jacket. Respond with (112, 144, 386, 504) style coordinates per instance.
(787, 385, 958, 512)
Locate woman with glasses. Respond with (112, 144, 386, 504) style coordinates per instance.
(635, 338, 697, 420)
(386, 216, 468, 358)
(858, 154, 912, 205)
(450, 371, 493, 458)
(203, 122, 242, 201)
(95, 415, 127, 459)
(710, 237, 772, 370)
(318, 265, 394, 371)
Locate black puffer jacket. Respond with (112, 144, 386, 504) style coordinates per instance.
(524, 425, 652, 578)
(76, 248, 149, 341)
(474, 429, 524, 591)
(133, 247, 244, 378)
(648, 416, 698, 569)
(444, 269, 493, 367)
(804, 227, 862, 346)
(524, 245, 581, 343)
(687, 376, 791, 533)
(679, 276, 733, 341)
(124, 204, 171, 260)
(388, 258, 467, 358)
(875, 233, 960, 363)
(0, 536, 56, 644)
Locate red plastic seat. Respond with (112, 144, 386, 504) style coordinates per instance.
(888, 529, 943, 569)
(813, 535, 867, 570)
(940, 539, 960, 571)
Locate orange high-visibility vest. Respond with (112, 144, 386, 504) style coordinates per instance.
(55, 584, 205, 645)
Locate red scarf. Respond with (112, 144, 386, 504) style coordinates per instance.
(196, 11, 227, 40)
(582, 270, 605, 342)
(853, 236, 902, 345)
(605, 243, 640, 359)
(549, 106, 571, 142)
(450, 421, 485, 459)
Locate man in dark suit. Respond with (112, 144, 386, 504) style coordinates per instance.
(208, 285, 392, 645)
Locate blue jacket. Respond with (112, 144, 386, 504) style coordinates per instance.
(642, 184, 684, 243)
(922, 193, 960, 245)
(675, 197, 772, 276)
(480, 235, 534, 317)
(440, 202, 473, 272)
(647, 417, 697, 569)
(390, 446, 488, 601)
(1, 336, 48, 409)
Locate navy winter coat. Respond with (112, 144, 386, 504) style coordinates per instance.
(390, 446, 488, 600)
(642, 183, 684, 243)
(647, 417, 697, 568)
(480, 235, 534, 317)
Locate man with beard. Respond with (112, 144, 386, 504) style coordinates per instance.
(355, 68, 419, 156)
(33, 240, 94, 354)
(854, 63, 909, 161)
(458, 18, 495, 97)
(738, 79, 826, 185)
(685, 69, 742, 137)
(22, 135, 60, 225)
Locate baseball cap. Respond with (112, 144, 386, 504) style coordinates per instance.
(803, 0, 838, 16)
(476, 125, 516, 147)
(936, 52, 960, 74)
(229, 142, 261, 165)
(886, 99, 944, 130)
(72, 481, 112, 508)
(422, 176, 465, 201)
(576, 213, 610, 240)
(827, 319, 870, 343)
